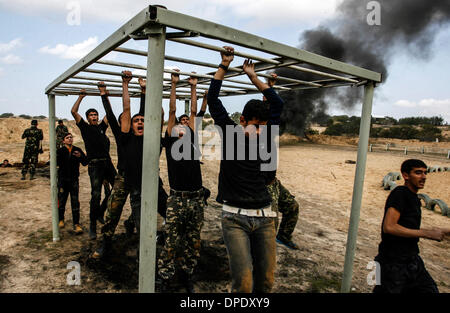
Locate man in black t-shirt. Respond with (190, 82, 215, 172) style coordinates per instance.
(92, 78, 168, 259)
(71, 90, 117, 240)
(117, 71, 166, 240)
(57, 132, 88, 234)
(157, 71, 204, 293)
(373, 159, 450, 293)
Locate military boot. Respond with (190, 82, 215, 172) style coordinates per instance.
(29, 173, 35, 180)
(21, 173, 26, 180)
(91, 236, 112, 259)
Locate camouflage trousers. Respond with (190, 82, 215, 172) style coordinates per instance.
(101, 173, 132, 238)
(158, 189, 204, 280)
(22, 147, 39, 175)
(266, 178, 299, 242)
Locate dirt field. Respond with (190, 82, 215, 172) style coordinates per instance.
(0, 117, 449, 293)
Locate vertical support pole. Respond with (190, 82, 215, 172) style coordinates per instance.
(341, 82, 375, 293)
(48, 94, 59, 242)
(404, 146, 408, 155)
(447, 150, 449, 159)
(185, 99, 190, 115)
(369, 144, 373, 152)
(421, 146, 425, 154)
(139, 24, 166, 293)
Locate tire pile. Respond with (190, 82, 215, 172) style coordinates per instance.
(381, 165, 449, 217)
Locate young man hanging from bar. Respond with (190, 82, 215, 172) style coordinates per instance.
(92, 76, 168, 258)
(116, 70, 166, 253)
(157, 70, 205, 293)
(71, 90, 116, 240)
(263, 73, 300, 250)
(207, 46, 284, 293)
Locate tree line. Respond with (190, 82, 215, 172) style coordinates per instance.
(322, 115, 446, 142)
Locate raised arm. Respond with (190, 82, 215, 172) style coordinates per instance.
(243, 59, 270, 92)
(208, 46, 236, 126)
(197, 90, 208, 117)
(263, 73, 277, 101)
(98, 82, 120, 140)
(71, 90, 86, 124)
(120, 70, 133, 133)
(138, 77, 146, 116)
(167, 71, 179, 136)
(188, 73, 198, 131)
(244, 63, 284, 126)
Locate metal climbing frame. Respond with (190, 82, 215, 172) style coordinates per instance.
(45, 5, 382, 293)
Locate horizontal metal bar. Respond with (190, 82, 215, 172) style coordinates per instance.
(169, 38, 357, 84)
(151, 6, 380, 82)
(64, 80, 143, 91)
(115, 46, 318, 87)
(95, 59, 257, 87)
(45, 7, 151, 93)
(73, 75, 141, 86)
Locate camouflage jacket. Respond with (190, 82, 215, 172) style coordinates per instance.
(22, 126, 43, 148)
(56, 125, 69, 139)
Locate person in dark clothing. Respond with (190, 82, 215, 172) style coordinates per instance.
(92, 78, 168, 259)
(207, 46, 284, 293)
(57, 132, 88, 234)
(116, 70, 166, 241)
(21, 119, 43, 180)
(71, 90, 116, 240)
(373, 159, 450, 293)
(1, 159, 12, 168)
(157, 71, 204, 293)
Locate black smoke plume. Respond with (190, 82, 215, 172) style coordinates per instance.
(277, 0, 450, 135)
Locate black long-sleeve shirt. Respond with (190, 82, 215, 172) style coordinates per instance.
(57, 145, 88, 183)
(207, 78, 284, 209)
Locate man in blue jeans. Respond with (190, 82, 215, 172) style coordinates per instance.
(207, 46, 284, 293)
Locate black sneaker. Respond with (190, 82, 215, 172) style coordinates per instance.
(276, 236, 299, 250)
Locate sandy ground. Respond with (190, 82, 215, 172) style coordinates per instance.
(0, 118, 449, 293)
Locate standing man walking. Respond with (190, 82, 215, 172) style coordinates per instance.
(21, 119, 43, 180)
(71, 90, 116, 240)
(373, 159, 450, 293)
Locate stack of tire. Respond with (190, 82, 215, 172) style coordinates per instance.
(381, 164, 449, 217)
(417, 193, 449, 217)
(381, 172, 401, 191)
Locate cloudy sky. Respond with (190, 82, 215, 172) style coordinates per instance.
(0, 0, 449, 122)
